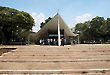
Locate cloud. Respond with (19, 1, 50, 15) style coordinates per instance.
(74, 13, 95, 24)
(30, 12, 46, 32)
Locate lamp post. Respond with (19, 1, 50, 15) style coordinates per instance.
(88, 26, 90, 50)
(88, 22, 92, 44)
(78, 34, 80, 44)
(28, 34, 30, 45)
(77, 31, 80, 44)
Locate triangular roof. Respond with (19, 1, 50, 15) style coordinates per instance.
(35, 14, 76, 40)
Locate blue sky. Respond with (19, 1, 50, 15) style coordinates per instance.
(1, 0, 110, 32)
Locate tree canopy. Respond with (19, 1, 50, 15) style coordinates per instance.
(75, 16, 110, 44)
(40, 17, 52, 28)
(0, 6, 35, 44)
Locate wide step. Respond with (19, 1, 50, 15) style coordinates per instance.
(0, 44, 110, 74)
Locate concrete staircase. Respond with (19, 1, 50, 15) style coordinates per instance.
(0, 44, 110, 74)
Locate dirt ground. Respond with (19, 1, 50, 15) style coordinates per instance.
(0, 44, 110, 75)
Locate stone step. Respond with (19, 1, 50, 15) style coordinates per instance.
(2, 53, 110, 56)
(11, 48, 110, 51)
(0, 45, 110, 74)
(11, 51, 110, 54)
(1, 55, 110, 59)
(0, 62, 109, 70)
(0, 69, 109, 74)
(0, 58, 110, 62)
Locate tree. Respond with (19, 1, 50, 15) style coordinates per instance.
(74, 16, 110, 44)
(0, 6, 35, 44)
(105, 18, 110, 40)
(40, 17, 52, 28)
(90, 16, 105, 41)
(75, 21, 91, 43)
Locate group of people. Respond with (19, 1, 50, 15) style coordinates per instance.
(39, 38, 66, 46)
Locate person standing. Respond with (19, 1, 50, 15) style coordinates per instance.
(50, 39, 53, 45)
(47, 39, 50, 45)
(53, 39, 56, 45)
(61, 38, 64, 46)
(39, 39, 42, 45)
(64, 38, 66, 45)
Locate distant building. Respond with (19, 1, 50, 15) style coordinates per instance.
(30, 13, 76, 45)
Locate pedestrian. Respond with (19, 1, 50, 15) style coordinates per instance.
(39, 39, 42, 45)
(47, 39, 50, 45)
(61, 38, 64, 46)
(64, 38, 66, 45)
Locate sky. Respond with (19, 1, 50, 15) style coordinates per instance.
(1, 0, 110, 32)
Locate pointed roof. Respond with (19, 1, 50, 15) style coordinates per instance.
(35, 14, 76, 40)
